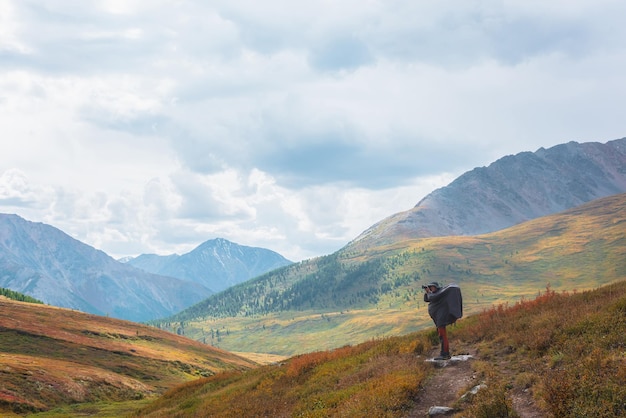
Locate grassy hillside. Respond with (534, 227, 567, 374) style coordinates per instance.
(132, 279, 626, 417)
(153, 193, 626, 356)
(0, 298, 256, 416)
(3, 193, 624, 417)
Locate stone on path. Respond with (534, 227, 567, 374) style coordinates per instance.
(425, 354, 474, 367)
(427, 405, 455, 415)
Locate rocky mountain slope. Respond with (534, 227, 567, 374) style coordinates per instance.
(0, 214, 212, 322)
(349, 137, 626, 250)
(123, 238, 292, 293)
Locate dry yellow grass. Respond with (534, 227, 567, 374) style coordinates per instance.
(132, 279, 626, 418)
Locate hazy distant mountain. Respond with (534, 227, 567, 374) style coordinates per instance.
(123, 238, 293, 293)
(123, 253, 179, 274)
(349, 137, 626, 250)
(0, 214, 212, 322)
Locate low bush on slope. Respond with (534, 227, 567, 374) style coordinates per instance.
(134, 279, 626, 418)
(455, 281, 626, 417)
(132, 333, 431, 417)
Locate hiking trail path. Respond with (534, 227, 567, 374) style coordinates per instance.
(406, 349, 545, 417)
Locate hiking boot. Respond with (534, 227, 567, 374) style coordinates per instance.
(435, 352, 451, 360)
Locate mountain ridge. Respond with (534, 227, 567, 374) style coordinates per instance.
(0, 213, 212, 322)
(124, 237, 292, 293)
(0, 214, 293, 322)
(1, 137, 624, 328)
(348, 137, 626, 250)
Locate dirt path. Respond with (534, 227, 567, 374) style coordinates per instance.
(405, 350, 545, 417)
(406, 352, 476, 417)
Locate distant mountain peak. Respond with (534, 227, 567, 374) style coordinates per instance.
(195, 237, 237, 253)
(126, 238, 292, 293)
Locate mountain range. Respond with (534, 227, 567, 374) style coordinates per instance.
(0, 214, 212, 322)
(1, 137, 625, 328)
(122, 238, 292, 293)
(1, 137, 624, 416)
(0, 215, 290, 322)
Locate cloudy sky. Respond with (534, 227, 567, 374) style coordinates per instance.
(1, 1, 625, 262)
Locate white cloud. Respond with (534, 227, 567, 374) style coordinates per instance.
(0, 169, 43, 207)
(1, 0, 625, 261)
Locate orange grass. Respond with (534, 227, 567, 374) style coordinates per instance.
(132, 334, 431, 417)
(135, 280, 626, 418)
(0, 298, 256, 415)
(453, 280, 626, 417)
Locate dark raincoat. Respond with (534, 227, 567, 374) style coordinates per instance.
(423, 284, 463, 327)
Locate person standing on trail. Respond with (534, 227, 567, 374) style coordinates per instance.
(423, 282, 463, 360)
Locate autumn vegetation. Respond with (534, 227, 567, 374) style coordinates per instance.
(0, 279, 624, 417)
(131, 280, 626, 417)
(1, 194, 624, 416)
(0, 296, 256, 417)
(132, 335, 430, 418)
